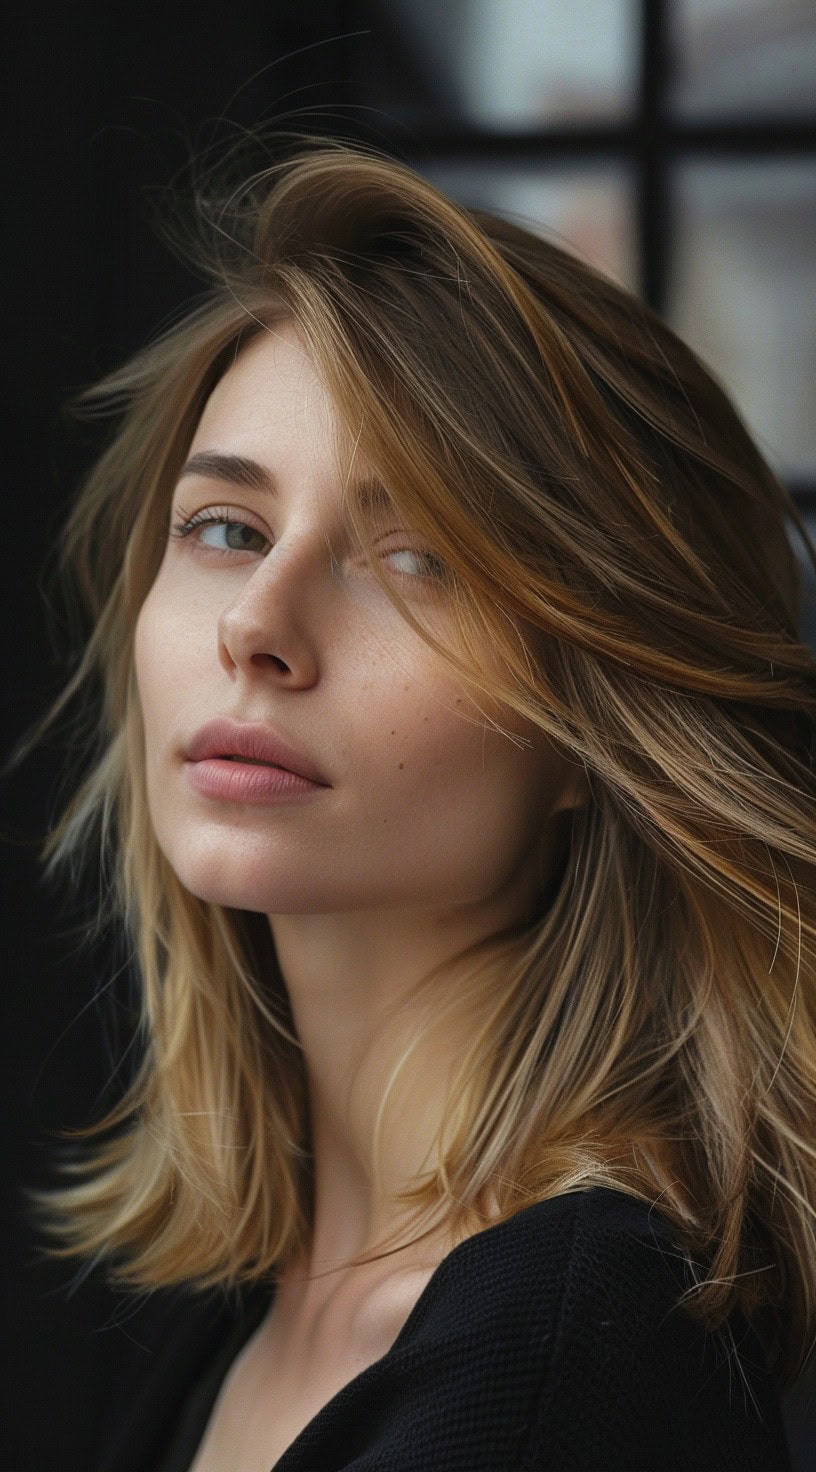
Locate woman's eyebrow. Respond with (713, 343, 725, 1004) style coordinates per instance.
(177, 451, 275, 494)
(348, 475, 395, 514)
(176, 450, 393, 514)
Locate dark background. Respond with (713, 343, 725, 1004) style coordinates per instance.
(2, 3, 814, 1467)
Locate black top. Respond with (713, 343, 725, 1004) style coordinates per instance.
(94, 1186, 792, 1471)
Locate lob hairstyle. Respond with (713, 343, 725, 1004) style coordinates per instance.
(16, 136, 816, 1390)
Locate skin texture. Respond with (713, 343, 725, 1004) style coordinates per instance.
(134, 320, 587, 1318)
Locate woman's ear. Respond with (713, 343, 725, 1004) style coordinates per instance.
(549, 757, 592, 818)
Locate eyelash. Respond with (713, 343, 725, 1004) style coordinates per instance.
(168, 506, 448, 583)
(169, 508, 267, 555)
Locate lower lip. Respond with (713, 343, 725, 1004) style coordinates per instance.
(185, 758, 326, 804)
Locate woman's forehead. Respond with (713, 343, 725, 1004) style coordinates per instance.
(188, 328, 397, 516)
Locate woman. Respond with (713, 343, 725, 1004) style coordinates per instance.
(13, 135, 816, 1470)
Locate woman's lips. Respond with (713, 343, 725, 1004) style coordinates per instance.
(185, 756, 326, 804)
(185, 717, 328, 784)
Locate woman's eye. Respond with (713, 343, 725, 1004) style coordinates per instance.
(200, 521, 268, 554)
(383, 547, 445, 580)
(169, 510, 269, 555)
(380, 550, 424, 577)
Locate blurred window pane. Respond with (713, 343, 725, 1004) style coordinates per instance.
(669, 0, 816, 117)
(421, 159, 637, 291)
(668, 159, 816, 480)
(384, 0, 639, 128)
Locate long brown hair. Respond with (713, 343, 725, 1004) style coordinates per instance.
(10, 134, 816, 1390)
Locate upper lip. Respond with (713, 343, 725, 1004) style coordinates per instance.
(185, 718, 329, 784)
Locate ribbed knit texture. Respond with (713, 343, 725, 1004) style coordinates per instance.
(95, 1185, 792, 1470)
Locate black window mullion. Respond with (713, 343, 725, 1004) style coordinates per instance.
(638, 0, 670, 315)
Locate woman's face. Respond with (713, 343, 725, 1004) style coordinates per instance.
(134, 321, 580, 920)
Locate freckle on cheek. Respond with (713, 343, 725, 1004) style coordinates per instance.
(398, 762, 404, 770)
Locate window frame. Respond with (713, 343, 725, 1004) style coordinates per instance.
(386, 0, 815, 512)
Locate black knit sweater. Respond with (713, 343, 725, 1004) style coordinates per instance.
(95, 1185, 792, 1470)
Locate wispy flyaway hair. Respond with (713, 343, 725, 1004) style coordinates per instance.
(11, 132, 816, 1391)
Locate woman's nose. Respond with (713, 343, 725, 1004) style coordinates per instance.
(216, 535, 325, 685)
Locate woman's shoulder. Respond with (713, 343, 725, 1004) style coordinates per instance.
(412, 1184, 792, 1471)
(422, 1181, 703, 1336)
